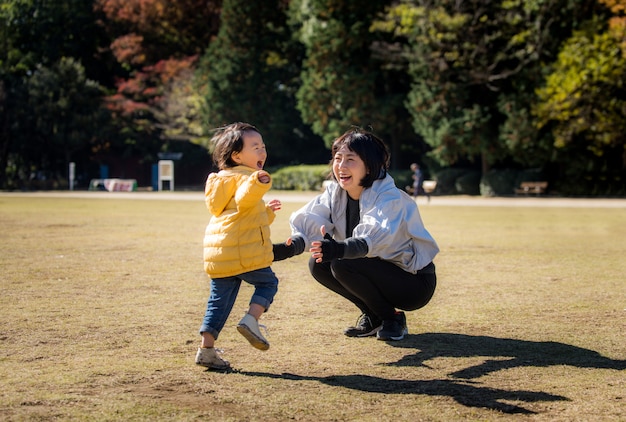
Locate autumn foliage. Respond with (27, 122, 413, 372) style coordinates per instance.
(95, 0, 221, 143)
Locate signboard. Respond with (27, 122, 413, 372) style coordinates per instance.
(158, 160, 174, 191)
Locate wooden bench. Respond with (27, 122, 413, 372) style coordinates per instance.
(515, 181, 548, 196)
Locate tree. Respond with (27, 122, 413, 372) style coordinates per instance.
(102, 56, 199, 161)
(96, 0, 221, 67)
(95, 0, 222, 156)
(154, 67, 206, 145)
(289, 0, 423, 169)
(289, 0, 389, 146)
(534, 17, 626, 194)
(23, 58, 107, 177)
(198, 0, 327, 166)
(377, 0, 595, 174)
(600, 0, 626, 48)
(535, 22, 626, 154)
(0, 0, 108, 188)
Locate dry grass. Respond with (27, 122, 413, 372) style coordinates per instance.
(0, 194, 624, 421)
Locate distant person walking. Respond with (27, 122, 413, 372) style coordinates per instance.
(195, 122, 304, 371)
(410, 162, 430, 202)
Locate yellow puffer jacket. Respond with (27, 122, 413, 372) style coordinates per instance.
(203, 166, 275, 278)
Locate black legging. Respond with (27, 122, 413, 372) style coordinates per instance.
(309, 257, 436, 321)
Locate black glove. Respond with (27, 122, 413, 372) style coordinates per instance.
(318, 233, 346, 262)
(272, 236, 305, 262)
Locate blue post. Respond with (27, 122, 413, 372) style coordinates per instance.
(152, 164, 159, 191)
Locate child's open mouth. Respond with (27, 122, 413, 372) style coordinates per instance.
(257, 161, 264, 169)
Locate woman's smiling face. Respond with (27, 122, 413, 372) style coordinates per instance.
(231, 131, 267, 170)
(332, 144, 367, 199)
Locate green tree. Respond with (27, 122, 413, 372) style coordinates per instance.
(22, 58, 107, 180)
(534, 19, 626, 194)
(290, 0, 421, 169)
(155, 67, 206, 145)
(289, 0, 389, 146)
(0, 0, 107, 188)
(198, 0, 327, 166)
(376, 0, 594, 174)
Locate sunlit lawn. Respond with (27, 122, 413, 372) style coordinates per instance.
(0, 194, 624, 421)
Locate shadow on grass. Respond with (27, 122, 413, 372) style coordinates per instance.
(387, 332, 626, 379)
(240, 371, 566, 414)
(240, 333, 625, 414)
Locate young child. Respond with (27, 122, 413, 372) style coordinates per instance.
(195, 122, 304, 370)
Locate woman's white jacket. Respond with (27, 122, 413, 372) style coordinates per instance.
(290, 174, 439, 274)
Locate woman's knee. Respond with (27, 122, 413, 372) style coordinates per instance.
(309, 258, 334, 284)
(308, 256, 318, 275)
(328, 258, 354, 279)
(404, 275, 437, 310)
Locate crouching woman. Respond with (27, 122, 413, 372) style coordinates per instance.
(289, 128, 439, 341)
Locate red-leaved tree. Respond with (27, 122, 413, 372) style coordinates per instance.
(95, 0, 222, 157)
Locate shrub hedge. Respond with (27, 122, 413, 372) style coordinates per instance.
(271, 165, 331, 191)
(270, 164, 555, 197)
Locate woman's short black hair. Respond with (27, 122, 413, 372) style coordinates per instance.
(330, 128, 390, 188)
(210, 122, 260, 170)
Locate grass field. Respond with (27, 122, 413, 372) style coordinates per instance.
(0, 193, 624, 421)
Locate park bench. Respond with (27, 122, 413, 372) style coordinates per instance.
(515, 181, 548, 196)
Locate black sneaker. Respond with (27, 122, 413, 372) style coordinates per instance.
(376, 311, 408, 341)
(344, 313, 382, 337)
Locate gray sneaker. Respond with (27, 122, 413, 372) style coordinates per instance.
(237, 313, 270, 351)
(195, 347, 231, 370)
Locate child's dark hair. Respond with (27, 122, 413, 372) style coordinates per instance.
(211, 122, 260, 170)
(331, 128, 390, 188)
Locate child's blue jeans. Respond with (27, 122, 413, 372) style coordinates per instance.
(199, 267, 278, 340)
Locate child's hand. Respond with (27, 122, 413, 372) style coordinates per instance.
(272, 236, 305, 261)
(258, 170, 270, 184)
(267, 199, 282, 211)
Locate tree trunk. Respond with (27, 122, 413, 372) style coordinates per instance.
(481, 149, 490, 176)
(0, 81, 9, 189)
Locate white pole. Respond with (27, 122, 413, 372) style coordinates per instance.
(69, 162, 76, 191)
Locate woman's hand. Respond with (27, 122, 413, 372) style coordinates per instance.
(311, 226, 347, 263)
(309, 226, 326, 263)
